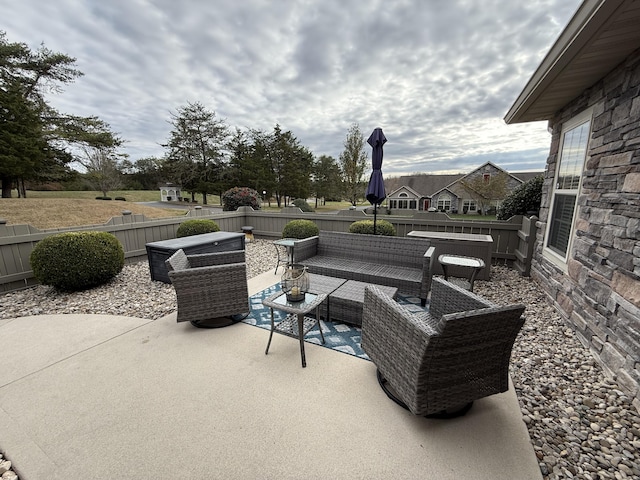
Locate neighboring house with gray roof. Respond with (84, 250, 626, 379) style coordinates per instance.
(385, 161, 542, 214)
(505, 0, 640, 408)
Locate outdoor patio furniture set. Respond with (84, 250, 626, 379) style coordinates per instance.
(291, 231, 435, 306)
(163, 230, 526, 418)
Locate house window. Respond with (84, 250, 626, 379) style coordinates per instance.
(544, 110, 592, 265)
(409, 200, 417, 209)
(437, 194, 451, 211)
(483, 173, 491, 182)
(463, 200, 477, 212)
(399, 199, 408, 209)
(389, 200, 397, 209)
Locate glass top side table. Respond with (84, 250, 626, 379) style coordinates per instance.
(262, 291, 327, 367)
(272, 238, 297, 274)
(438, 254, 486, 292)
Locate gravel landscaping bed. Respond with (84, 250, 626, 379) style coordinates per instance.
(1, 239, 639, 479)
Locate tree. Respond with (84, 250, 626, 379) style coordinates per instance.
(121, 156, 167, 190)
(338, 123, 368, 206)
(458, 171, 510, 214)
(248, 125, 313, 208)
(226, 128, 272, 195)
(164, 102, 228, 205)
(0, 31, 119, 197)
(78, 145, 127, 197)
(312, 155, 342, 207)
(497, 175, 544, 220)
(0, 81, 47, 197)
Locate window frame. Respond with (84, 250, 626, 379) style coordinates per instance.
(542, 108, 593, 270)
(437, 194, 452, 212)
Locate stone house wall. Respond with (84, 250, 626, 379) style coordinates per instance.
(532, 48, 640, 409)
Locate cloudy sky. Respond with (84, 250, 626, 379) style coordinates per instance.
(3, 0, 583, 177)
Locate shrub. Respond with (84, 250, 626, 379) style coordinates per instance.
(176, 219, 220, 238)
(348, 219, 396, 236)
(282, 219, 319, 239)
(114, 197, 126, 201)
(30, 231, 124, 292)
(292, 199, 314, 212)
(497, 176, 544, 220)
(95, 196, 112, 200)
(222, 187, 261, 211)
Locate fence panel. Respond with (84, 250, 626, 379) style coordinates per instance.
(0, 209, 535, 293)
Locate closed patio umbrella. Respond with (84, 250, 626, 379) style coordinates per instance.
(365, 127, 387, 235)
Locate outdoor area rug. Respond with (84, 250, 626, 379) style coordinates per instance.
(243, 284, 427, 361)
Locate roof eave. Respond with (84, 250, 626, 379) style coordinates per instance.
(504, 0, 624, 124)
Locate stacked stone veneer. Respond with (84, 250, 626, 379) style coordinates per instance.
(532, 48, 640, 409)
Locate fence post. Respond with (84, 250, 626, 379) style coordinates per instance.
(514, 215, 538, 276)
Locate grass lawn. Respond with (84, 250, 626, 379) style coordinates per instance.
(2, 190, 498, 228)
(18, 189, 205, 203)
(1, 192, 186, 229)
(0, 191, 369, 229)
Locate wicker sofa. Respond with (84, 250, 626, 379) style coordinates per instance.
(292, 231, 435, 306)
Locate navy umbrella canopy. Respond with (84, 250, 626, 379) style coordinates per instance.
(365, 127, 387, 234)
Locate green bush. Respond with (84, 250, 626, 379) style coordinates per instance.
(114, 196, 126, 201)
(176, 219, 220, 238)
(95, 196, 112, 200)
(222, 187, 261, 211)
(348, 219, 396, 236)
(292, 199, 314, 212)
(30, 231, 124, 292)
(282, 219, 319, 239)
(497, 176, 544, 220)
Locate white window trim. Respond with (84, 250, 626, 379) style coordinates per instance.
(542, 107, 593, 271)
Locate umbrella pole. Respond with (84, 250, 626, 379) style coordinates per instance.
(374, 204, 377, 235)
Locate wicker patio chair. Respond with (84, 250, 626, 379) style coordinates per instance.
(165, 249, 250, 328)
(361, 276, 525, 418)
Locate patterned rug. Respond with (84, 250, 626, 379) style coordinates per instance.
(243, 284, 427, 361)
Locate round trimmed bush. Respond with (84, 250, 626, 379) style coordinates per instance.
(30, 231, 125, 292)
(222, 187, 261, 211)
(282, 219, 319, 239)
(176, 219, 220, 238)
(348, 219, 396, 236)
(292, 199, 314, 212)
(497, 175, 543, 220)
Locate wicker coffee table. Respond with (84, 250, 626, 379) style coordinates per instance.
(306, 273, 347, 321)
(328, 280, 398, 326)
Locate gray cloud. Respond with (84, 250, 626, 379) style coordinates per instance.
(2, 0, 582, 176)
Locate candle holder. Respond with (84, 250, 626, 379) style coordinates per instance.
(281, 264, 309, 302)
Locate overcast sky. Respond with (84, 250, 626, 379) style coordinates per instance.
(3, 0, 583, 177)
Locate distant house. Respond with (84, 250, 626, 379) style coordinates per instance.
(385, 162, 542, 214)
(505, 0, 640, 407)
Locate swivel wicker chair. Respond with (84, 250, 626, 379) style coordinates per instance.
(166, 249, 250, 328)
(361, 277, 525, 417)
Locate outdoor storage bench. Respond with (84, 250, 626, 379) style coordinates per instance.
(293, 231, 434, 306)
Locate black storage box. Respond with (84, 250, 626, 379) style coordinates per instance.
(145, 232, 245, 283)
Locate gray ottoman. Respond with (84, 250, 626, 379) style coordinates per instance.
(329, 280, 398, 326)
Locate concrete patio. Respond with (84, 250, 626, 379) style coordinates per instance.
(0, 268, 541, 479)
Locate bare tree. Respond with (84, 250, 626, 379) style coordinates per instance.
(79, 146, 126, 197)
(459, 171, 509, 214)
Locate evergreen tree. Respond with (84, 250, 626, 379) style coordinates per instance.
(312, 155, 342, 206)
(164, 102, 228, 205)
(0, 31, 119, 197)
